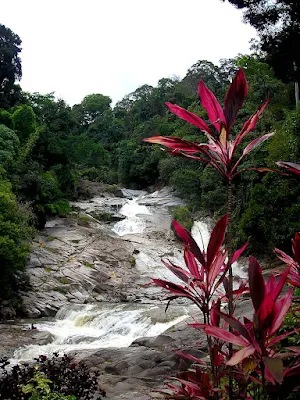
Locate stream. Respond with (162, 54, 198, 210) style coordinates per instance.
(12, 188, 247, 363)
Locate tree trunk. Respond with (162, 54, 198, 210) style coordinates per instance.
(295, 81, 299, 106)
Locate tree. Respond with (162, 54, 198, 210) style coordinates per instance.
(0, 171, 32, 299)
(74, 93, 112, 126)
(12, 105, 36, 143)
(0, 24, 22, 108)
(223, 1, 300, 104)
(0, 124, 20, 170)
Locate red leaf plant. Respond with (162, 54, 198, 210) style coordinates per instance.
(143, 69, 273, 182)
(194, 256, 300, 395)
(275, 233, 300, 288)
(151, 214, 247, 319)
(143, 68, 275, 337)
(151, 215, 249, 397)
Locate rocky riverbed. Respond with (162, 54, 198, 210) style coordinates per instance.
(0, 185, 252, 399)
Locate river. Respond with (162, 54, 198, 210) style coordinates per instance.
(12, 187, 247, 363)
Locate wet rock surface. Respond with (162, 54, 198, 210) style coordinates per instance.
(21, 218, 143, 318)
(1, 185, 255, 399)
(72, 318, 207, 400)
(21, 187, 184, 318)
(0, 322, 54, 359)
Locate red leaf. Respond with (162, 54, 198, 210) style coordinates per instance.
(226, 345, 255, 366)
(232, 242, 248, 264)
(292, 232, 300, 265)
(232, 97, 269, 149)
(200, 325, 250, 347)
(198, 81, 225, 133)
(268, 327, 300, 347)
(257, 292, 275, 329)
(175, 351, 207, 366)
(165, 102, 214, 136)
(274, 248, 294, 266)
(206, 214, 228, 270)
(172, 220, 206, 267)
(271, 264, 291, 300)
(269, 289, 293, 335)
(232, 167, 280, 179)
(162, 260, 190, 283)
(143, 135, 202, 153)
(224, 69, 248, 131)
(152, 278, 190, 297)
(248, 256, 265, 312)
(210, 300, 221, 327)
(184, 248, 203, 280)
(284, 363, 300, 378)
(217, 311, 253, 344)
(276, 161, 300, 175)
(242, 133, 274, 158)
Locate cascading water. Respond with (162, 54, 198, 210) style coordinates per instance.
(14, 303, 187, 362)
(13, 188, 247, 363)
(112, 197, 151, 236)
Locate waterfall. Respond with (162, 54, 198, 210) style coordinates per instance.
(13, 303, 187, 362)
(112, 197, 151, 236)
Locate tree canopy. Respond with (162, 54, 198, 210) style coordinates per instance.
(0, 24, 22, 108)
(223, 1, 300, 95)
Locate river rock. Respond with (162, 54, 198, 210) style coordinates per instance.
(21, 215, 153, 317)
(0, 323, 54, 359)
(0, 301, 16, 321)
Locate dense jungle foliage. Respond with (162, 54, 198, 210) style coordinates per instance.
(0, 17, 300, 302)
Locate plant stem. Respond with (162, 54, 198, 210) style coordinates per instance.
(227, 177, 234, 320)
(261, 360, 266, 398)
(227, 177, 234, 400)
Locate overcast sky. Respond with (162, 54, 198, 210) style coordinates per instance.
(1, 0, 255, 106)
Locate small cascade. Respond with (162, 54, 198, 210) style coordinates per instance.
(112, 197, 151, 236)
(13, 303, 187, 362)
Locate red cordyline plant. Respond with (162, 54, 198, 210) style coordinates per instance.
(275, 233, 300, 288)
(143, 68, 274, 322)
(143, 71, 300, 399)
(143, 69, 272, 182)
(152, 215, 249, 399)
(195, 257, 300, 396)
(152, 214, 247, 318)
(152, 215, 250, 323)
(157, 249, 300, 399)
(150, 215, 247, 381)
(275, 161, 300, 288)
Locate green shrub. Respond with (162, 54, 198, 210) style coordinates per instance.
(45, 199, 71, 217)
(0, 353, 105, 400)
(0, 173, 33, 299)
(173, 206, 193, 231)
(22, 369, 76, 400)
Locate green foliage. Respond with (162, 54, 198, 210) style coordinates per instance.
(12, 104, 37, 143)
(0, 24, 22, 108)
(0, 110, 12, 128)
(173, 206, 193, 231)
(238, 174, 300, 253)
(0, 123, 20, 170)
(170, 168, 202, 210)
(0, 353, 105, 399)
(0, 173, 33, 299)
(22, 369, 76, 400)
(45, 199, 71, 217)
(118, 140, 161, 188)
(268, 106, 300, 164)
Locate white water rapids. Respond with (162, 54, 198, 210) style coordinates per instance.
(13, 188, 247, 362)
(13, 303, 187, 362)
